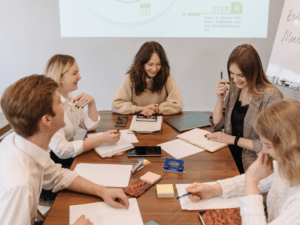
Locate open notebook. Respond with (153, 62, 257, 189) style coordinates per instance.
(87, 133, 134, 158)
(177, 128, 227, 152)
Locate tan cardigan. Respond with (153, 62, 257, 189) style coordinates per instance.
(112, 73, 183, 115)
(210, 85, 283, 171)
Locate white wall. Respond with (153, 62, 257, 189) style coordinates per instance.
(0, 0, 288, 112)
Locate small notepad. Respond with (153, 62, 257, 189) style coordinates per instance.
(156, 184, 174, 198)
(140, 172, 162, 185)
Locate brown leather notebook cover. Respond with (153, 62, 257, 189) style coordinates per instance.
(199, 208, 241, 225)
(124, 180, 152, 197)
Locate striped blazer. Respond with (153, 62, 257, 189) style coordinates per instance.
(210, 85, 283, 171)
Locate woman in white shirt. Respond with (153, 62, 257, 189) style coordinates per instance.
(44, 54, 120, 168)
(186, 99, 300, 224)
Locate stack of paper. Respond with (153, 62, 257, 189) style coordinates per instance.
(177, 128, 227, 152)
(156, 184, 174, 198)
(87, 130, 138, 144)
(70, 198, 143, 225)
(129, 115, 162, 133)
(74, 163, 133, 187)
(87, 132, 135, 157)
(176, 183, 240, 210)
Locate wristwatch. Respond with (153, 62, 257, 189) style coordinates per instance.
(234, 136, 240, 146)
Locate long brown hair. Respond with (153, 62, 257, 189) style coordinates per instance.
(227, 44, 283, 98)
(127, 41, 170, 96)
(254, 99, 300, 184)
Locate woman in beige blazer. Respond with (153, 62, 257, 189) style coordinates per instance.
(207, 44, 283, 174)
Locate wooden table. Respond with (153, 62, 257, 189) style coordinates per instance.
(44, 111, 239, 225)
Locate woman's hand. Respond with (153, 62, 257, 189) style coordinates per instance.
(245, 152, 274, 184)
(244, 152, 274, 196)
(100, 130, 121, 144)
(215, 79, 229, 100)
(185, 182, 222, 202)
(72, 215, 93, 225)
(74, 93, 95, 108)
(205, 132, 235, 145)
(140, 104, 158, 116)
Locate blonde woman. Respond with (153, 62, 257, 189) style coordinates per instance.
(186, 99, 300, 224)
(44, 54, 120, 168)
(207, 44, 283, 173)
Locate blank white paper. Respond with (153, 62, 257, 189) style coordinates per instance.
(176, 183, 240, 210)
(158, 139, 204, 159)
(69, 198, 144, 225)
(74, 163, 133, 187)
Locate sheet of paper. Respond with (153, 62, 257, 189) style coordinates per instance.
(87, 130, 138, 143)
(176, 183, 240, 210)
(70, 198, 143, 225)
(129, 115, 162, 133)
(158, 139, 204, 159)
(74, 163, 133, 187)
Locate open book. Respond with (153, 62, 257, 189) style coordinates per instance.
(177, 128, 227, 152)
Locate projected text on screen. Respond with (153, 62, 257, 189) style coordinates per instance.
(59, 0, 269, 38)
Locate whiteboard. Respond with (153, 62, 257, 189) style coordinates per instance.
(267, 0, 300, 90)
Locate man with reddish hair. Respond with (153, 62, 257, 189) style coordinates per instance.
(0, 75, 129, 225)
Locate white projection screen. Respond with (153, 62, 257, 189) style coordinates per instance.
(59, 0, 269, 38)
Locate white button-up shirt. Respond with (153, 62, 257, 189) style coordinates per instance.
(0, 132, 79, 225)
(49, 92, 100, 159)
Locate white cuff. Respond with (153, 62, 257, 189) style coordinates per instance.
(52, 170, 80, 192)
(84, 114, 100, 131)
(72, 140, 84, 157)
(240, 195, 264, 215)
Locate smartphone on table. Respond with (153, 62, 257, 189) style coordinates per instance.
(115, 116, 128, 127)
(127, 146, 162, 157)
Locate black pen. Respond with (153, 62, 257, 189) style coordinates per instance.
(221, 70, 223, 80)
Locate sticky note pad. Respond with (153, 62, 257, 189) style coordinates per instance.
(140, 172, 161, 185)
(156, 184, 174, 198)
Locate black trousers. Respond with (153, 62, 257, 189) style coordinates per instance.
(228, 145, 244, 174)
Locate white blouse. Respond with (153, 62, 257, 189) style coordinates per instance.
(49, 92, 100, 159)
(0, 133, 79, 225)
(217, 161, 300, 224)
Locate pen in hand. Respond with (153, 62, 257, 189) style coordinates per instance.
(176, 192, 191, 200)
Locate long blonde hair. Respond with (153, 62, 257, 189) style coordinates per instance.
(254, 99, 300, 184)
(44, 54, 75, 83)
(227, 44, 283, 99)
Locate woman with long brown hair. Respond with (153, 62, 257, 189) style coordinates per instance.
(206, 44, 283, 173)
(112, 41, 183, 116)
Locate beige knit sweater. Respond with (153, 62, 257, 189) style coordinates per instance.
(112, 73, 183, 115)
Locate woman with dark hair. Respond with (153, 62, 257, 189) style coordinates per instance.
(112, 41, 183, 116)
(206, 44, 284, 174)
